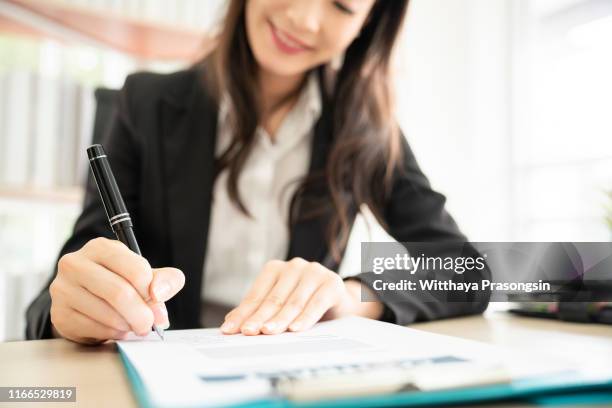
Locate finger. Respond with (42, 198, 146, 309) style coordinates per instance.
(82, 237, 153, 299)
(221, 260, 284, 334)
(148, 267, 183, 330)
(289, 281, 339, 332)
(241, 264, 304, 335)
(56, 280, 131, 332)
(149, 267, 185, 302)
(261, 266, 327, 334)
(60, 308, 128, 345)
(73, 259, 154, 336)
(149, 302, 170, 330)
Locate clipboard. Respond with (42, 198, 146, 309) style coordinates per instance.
(118, 348, 612, 408)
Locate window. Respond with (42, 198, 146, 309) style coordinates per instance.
(512, 0, 612, 240)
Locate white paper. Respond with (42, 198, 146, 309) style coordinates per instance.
(117, 317, 569, 407)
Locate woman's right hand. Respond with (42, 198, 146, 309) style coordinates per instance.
(49, 237, 185, 345)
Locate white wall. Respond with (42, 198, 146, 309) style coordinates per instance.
(394, 0, 514, 241)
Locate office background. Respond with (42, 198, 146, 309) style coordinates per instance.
(0, 0, 610, 341)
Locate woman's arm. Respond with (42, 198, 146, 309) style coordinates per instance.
(219, 132, 489, 335)
(350, 134, 491, 325)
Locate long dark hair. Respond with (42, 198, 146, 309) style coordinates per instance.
(205, 0, 409, 262)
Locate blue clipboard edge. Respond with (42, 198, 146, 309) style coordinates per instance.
(118, 347, 281, 408)
(118, 347, 612, 408)
(119, 347, 159, 408)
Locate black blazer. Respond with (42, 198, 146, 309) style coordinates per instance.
(26, 65, 490, 339)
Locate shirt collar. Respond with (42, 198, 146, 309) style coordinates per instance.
(301, 70, 322, 122)
(217, 70, 322, 140)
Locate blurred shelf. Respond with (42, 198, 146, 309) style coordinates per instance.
(0, 186, 83, 205)
(0, 12, 63, 41)
(0, 0, 215, 61)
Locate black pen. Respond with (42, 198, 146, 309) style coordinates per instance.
(87, 144, 165, 340)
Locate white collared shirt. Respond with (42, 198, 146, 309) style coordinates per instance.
(202, 74, 322, 307)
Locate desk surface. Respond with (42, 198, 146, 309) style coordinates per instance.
(1, 312, 612, 408)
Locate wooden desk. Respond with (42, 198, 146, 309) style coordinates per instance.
(415, 310, 612, 367)
(1, 312, 611, 407)
(0, 339, 135, 408)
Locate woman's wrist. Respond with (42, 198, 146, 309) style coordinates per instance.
(336, 279, 384, 320)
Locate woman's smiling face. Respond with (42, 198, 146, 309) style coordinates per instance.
(245, 0, 376, 77)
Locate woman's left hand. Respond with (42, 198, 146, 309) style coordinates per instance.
(220, 258, 382, 335)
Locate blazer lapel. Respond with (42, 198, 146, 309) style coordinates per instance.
(161, 71, 218, 327)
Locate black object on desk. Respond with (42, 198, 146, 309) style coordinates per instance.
(509, 301, 612, 325)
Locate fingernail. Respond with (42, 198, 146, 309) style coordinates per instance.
(263, 322, 276, 332)
(220, 321, 235, 332)
(153, 280, 171, 301)
(289, 321, 301, 331)
(152, 303, 169, 327)
(158, 321, 170, 330)
(242, 323, 259, 334)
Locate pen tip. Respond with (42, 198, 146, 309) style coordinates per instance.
(153, 325, 165, 341)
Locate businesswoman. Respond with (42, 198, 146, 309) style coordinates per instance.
(27, 0, 489, 344)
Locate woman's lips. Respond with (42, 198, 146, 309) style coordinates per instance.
(269, 21, 312, 55)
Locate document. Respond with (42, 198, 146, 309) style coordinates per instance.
(117, 317, 569, 407)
